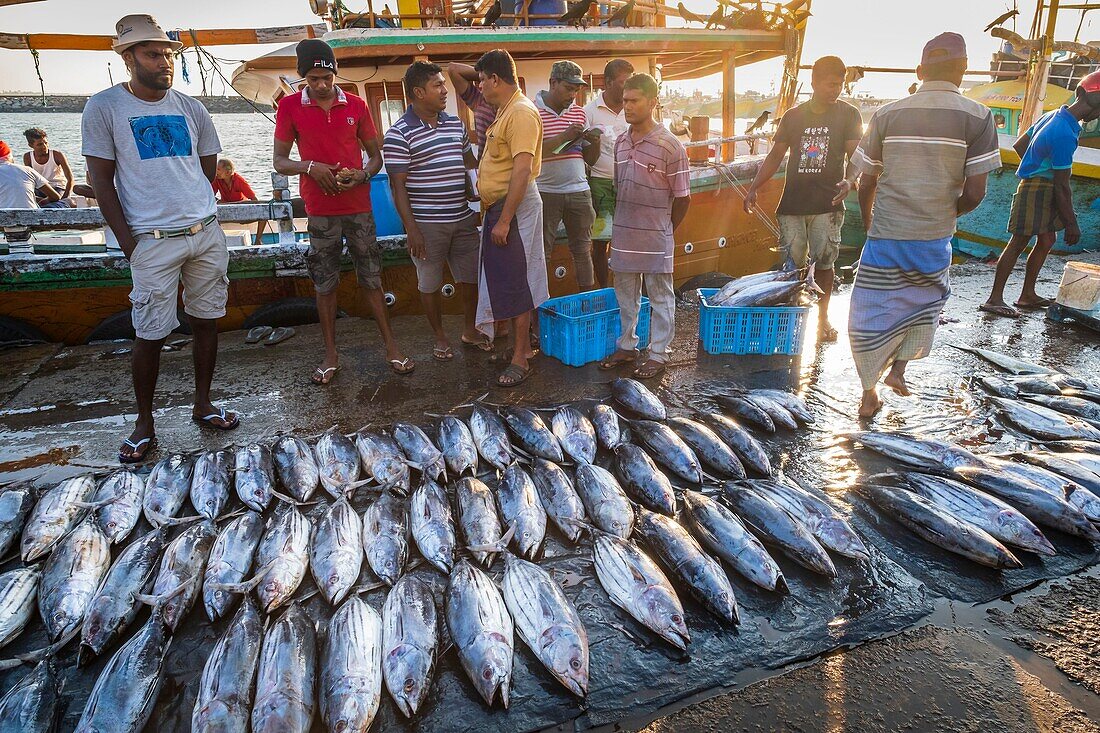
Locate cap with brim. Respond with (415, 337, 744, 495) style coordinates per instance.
(550, 60, 589, 86)
(921, 32, 967, 66)
(1078, 70, 1100, 95)
(113, 14, 182, 54)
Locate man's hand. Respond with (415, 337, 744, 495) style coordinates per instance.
(406, 227, 428, 260)
(742, 188, 758, 214)
(308, 161, 342, 195)
(559, 123, 585, 144)
(583, 128, 603, 143)
(336, 168, 368, 192)
(491, 217, 511, 247)
(1065, 223, 1081, 246)
(119, 236, 139, 260)
(832, 179, 853, 207)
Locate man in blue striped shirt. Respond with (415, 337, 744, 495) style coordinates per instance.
(385, 61, 486, 359)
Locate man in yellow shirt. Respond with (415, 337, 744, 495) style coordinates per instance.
(474, 49, 549, 388)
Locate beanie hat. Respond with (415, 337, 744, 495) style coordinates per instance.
(0, 140, 10, 158)
(296, 39, 336, 78)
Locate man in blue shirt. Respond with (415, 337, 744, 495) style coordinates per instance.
(981, 70, 1100, 318)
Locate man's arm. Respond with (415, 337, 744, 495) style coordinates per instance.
(742, 139, 789, 212)
(448, 62, 478, 97)
(361, 138, 384, 179)
(1052, 169, 1079, 245)
(36, 183, 61, 204)
(86, 155, 138, 257)
(542, 123, 584, 157)
(200, 154, 217, 183)
(56, 151, 75, 198)
(388, 171, 426, 258)
(857, 172, 879, 233)
(956, 172, 989, 217)
(671, 195, 690, 230)
(1012, 130, 1032, 159)
(273, 137, 340, 195)
(490, 152, 534, 246)
(581, 130, 602, 167)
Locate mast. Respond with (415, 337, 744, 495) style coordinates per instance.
(775, 0, 811, 119)
(1020, 0, 1061, 130)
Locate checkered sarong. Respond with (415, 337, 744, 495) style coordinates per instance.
(1008, 177, 1064, 236)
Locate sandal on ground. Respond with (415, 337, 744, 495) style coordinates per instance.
(496, 363, 531, 388)
(489, 346, 539, 364)
(245, 325, 273, 344)
(818, 324, 838, 342)
(978, 303, 1020, 319)
(192, 408, 240, 431)
(461, 335, 494, 352)
(390, 357, 415, 375)
(119, 435, 157, 464)
(264, 326, 296, 346)
(311, 366, 340, 385)
(1014, 297, 1055, 310)
(599, 350, 636, 370)
(433, 346, 455, 361)
(633, 359, 666, 380)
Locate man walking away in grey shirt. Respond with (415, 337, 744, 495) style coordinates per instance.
(82, 14, 239, 463)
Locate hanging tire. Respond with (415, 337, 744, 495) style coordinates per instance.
(675, 271, 735, 300)
(86, 308, 192, 343)
(0, 316, 48, 345)
(242, 297, 344, 329)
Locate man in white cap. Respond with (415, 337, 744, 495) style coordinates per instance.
(82, 14, 239, 463)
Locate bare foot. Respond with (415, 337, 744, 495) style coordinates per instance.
(883, 372, 910, 396)
(818, 321, 838, 342)
(858, 389, 883, 418)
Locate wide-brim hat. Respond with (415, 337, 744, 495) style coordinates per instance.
(113, 14, 183, 54)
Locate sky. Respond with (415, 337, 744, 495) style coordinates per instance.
(0, 0, 1091, 99)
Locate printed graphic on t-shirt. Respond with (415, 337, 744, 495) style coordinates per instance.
(128, 115, 193, 160)
(797, 126, 830, 174)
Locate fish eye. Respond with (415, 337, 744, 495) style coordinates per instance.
(671, 614, 682, 624)
(482, 667, 494, 680)
(570, 659, 581, 670)
(404, 678, 417, 692)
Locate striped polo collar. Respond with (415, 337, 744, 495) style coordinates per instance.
(398, 106, 455, 129)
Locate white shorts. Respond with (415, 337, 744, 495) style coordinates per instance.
(778, 212, 843, 270)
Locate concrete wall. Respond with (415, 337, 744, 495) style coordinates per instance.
(0, 94, 266, 114)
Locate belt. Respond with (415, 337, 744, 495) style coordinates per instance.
(149, 214, 218, 240)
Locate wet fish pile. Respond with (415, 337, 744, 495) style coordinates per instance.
(0, 377, 854, 730)
(703, 268, 820, 308)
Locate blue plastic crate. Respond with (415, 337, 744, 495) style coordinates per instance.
(697, 288, 809, 356)
(538, 288, 651, 367)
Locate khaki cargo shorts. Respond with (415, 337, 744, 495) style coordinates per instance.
(778, 211, 843, 270)
(306, 212, 381, 295)
(412, 213, 480, 293)
(128, 224, 229, 341)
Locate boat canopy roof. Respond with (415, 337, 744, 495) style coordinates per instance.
(964, 80, 1074, 111)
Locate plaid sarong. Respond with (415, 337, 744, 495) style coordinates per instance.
(849, 237, 952, 391)
(1008, 177, 1064, 236)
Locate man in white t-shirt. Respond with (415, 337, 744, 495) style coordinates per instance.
(0, 139, 60, 242)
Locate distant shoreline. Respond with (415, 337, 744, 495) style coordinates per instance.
(0, 94, 265, 114)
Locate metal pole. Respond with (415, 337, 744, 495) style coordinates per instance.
(1021, 0, 1061, 130)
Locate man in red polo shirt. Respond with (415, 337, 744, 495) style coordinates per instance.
(274, 39, 412, 383)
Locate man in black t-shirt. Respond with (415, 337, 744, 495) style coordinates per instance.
(744, 56, 863, 341)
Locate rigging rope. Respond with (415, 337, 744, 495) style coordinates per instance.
(190, 40, 276, 124)
(30, 48, 46, 105)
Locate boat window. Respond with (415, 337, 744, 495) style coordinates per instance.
(994, 112, 1007, 130)
(337, 83, 360, 97)
(365, 81, 408, 140)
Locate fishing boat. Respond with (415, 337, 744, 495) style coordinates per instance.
(0, 0, 811, 345)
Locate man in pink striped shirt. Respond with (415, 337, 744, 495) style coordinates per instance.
(600, 73, 690, 380)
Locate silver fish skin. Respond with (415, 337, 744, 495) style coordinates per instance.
(629, 420, 703, 484)
(717, 279, 806, 308)
(954, 466, 1100, 541)
(696, 412, 772, 475)
(310, 496, 364, 606)
(192, 596, 263, 733)
(393, 422, 447, 482)
(551, 406, 598, 465)
(744, 394, 798, 431)
(144, 453, 196, 526)
(445, 559, 514, 708)
(976, 375, 1020, 399)
(994, 460, 1100, 523)
(468, 406, 515, 471)
(21, 473, 95, 563)
(1050, 373, 1098, 392)
(592, 533, 689, 649)
(681, 491, 783, 591)
(901, 472, 1056, 556)
(1022, 394, 1100, 428)
(234, 442, 275, 512)
(500, 407, 564, 463)
(666, 417, 746, 480)
(715, 395, 775, 432)
(611, 377, 667, 420)
(455, 477, 504, 566)
(39, 517, 111, 642)
(80, 527, 167, 665)
(0, 566, 39, 649)
(953, 346, 1055, 375)
(410, 479, 456, 574)
(613, 443, 677, 515)
(722, 483, 837, 577)
(355, 431, 410, 496)
(751, 389, 815, 425)
(709, 269, 798, 305)
(381, 575, 438, 718)
(574, 464, 634, 539)
(255, 503, 312, 612)
(273, 435, 321, 502)
(437, 416, 479, 478)
(363, 491, 409, 586)
(190, 449, 234, 521)
(0, 659, 61, 733)
(74, 613, 171, 733)
(1019, 452, 1100, 495)
(314, 428, 362, 498)
(846, 431, 988, 471)
(204, 511, 264, 622)
(635, 508, 739, 623)
(531, 458, 588, 543)
(322, 596, 383, 733)
(860, 483, 1023, 568)
(497, 463, 548, 560)
(589, 404, 625, 451)
(990, 397, 1100, 442)
(0, 483, 35, 559)
(1004, 374, 1061, 395)
(148, 520, 217, 630)
(752, 479, 870, 559)
(252, 603, 316, 733)
(501, 553, 589, 697)
(91, 469, 145, 544)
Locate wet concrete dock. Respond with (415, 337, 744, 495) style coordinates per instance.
(1, 250, 1098, 731)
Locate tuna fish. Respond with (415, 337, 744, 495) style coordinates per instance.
(742, 394, 798, 430)
(716, 395, 775, 432)
(751, 479, 870, 559)
(252, 603, 316, 733)
(322, 596, 383, 733)
(381, 575, 439, 718)
(314, 428, 362, 497)
(310, 495, 364, 606)
(592, 533, 689, 649)
(468, 406, 515, 471)
(410, 478, 456, 574)
(74, 612, 171, 733)
(191, 596, 263, 732)
(393, 422, 447, 482)
(722, 483, 837, 577)
(355, 430, 410, 495)
(21, 473, 95, 563)
(845, 431, 988, 471)
(144, 453, 195, 526)
(1020, 452, 1100, 495)
(628, 420, 703, 484)
(574, 464, 635, 539)
(254, 503, 312, 612)
(1021, 394, 1100, 429)
(436, 416, 479, 478)
(611, 378, 667, 420)
(989, 397, 1100, 442)
(203, 511, 264, 622)
(551, 406, 598, 465)
(500, 407, 564, 462)
(613, 443, 677, 515)
(635, 507, 739, 623)
(751, 389, 815, 425)
(531, 458, 587, 543)
(681, 490, 783, 591)
(273, 435, 321, 502)
(859, 483, 1023, 568)
(953, 466, 1100, 541)
(696, 412, 772, 475)
(952, 346, 1055, 375)
(989, 458, 1100, 523)
(89, 469, 145, 544)
(234, 442, 275, 512)
(590, 403, 625, 451)
(445, 560, 514, 708)
(713, 278, 809, 308)
(667, 416, 746, 479)
(363, 491, 409, 586)
(189, 449, 233, 522)
(0, 566, 39, 649)
(0, 483, 35, 559)
(976, 375, 1020, 399)
(39, 517, 111, 642)
(455, 477, 504, 567)
(709, 269, 799, 305)
(1004, 374, 1062, 395)
(0, 659, 61, 733)
(497, 463, 548, 559)
(141, 520, 216, 630)
(501, 552, 589, 697)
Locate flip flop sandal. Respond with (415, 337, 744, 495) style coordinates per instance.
(245, 325, 273, 344)
(633, 361, 666, 380)
(496, 363, 531, 388)
(1014, 298, 1055, 309)
(599, 351, 636, 370)
(461, 336, 494, 352)
(163, 338, 191, 351)
(390, 357, 415, 375)
(433, 346, 455, 361)
(119, 435, 157, 464)
(193, 408, 240, 431)
(264, 326, 296, 346)
(978, 303, 1020, 319)
(819, 325, 839, 342)
(489, 347, 514, 364)
(311, 366, 340, 385)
